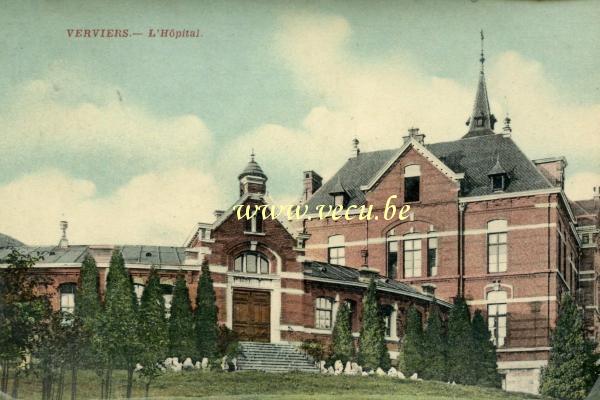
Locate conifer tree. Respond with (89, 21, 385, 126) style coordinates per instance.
(75, 254, 101, 372)
(196, 259, 218, 359)
(471, 310, 501, 388)
(540, 294, 599, 400)
(331, 302, 355, 363)
(138, 267, 168, 398)
(358, 278, 389, 370)
(421, 301, 447, 381)
(447, 296, 475, 385)
(100, 249, 140, 399)
(169, 273, 196, 359)
(403, 305, 425, 376)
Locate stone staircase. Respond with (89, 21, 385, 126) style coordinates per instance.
(237, 341, 320, 373)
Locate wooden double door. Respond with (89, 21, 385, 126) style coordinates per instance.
(232, 289, 271, 342)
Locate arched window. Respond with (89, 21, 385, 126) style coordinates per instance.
(234, 252, 270, 274)
(133, 283, 145, 305)
(487, 220, 508, 273)
(315, 297, 334, 329)
(328, 235, 345, 266)
(487, 290, 507, 347)
(59, 283, 76, 314)
(404, 165, 421, 203)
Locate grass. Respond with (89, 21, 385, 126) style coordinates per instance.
(14, 370, 544, 400)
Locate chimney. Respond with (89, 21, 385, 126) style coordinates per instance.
(532, 157, 567, 189)
(214, 210, 225, 219)
(302, 171, 322, 202)
(403, 127, 425, 145)
(350, 137, 360, 158)
(58, 220, 69, 248)
(594, 187, 600, 211)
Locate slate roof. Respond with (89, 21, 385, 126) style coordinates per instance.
(306, 134, 554, 212)
(571, 199, 597, 217)
(0, 233, 24, 248)
(0, 245, 89, 263)
(0, 245, 186, 265)
(303, 260, 451, 307)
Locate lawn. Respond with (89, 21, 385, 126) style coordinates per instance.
(14, 370, 544, 400)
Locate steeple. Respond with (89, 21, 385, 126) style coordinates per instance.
(463, 30, 497, 138)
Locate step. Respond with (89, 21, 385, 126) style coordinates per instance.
(236, 342, 319, 373)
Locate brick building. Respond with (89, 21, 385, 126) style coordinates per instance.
(1, 44, 597, 396)
(300, 55, 592, 393)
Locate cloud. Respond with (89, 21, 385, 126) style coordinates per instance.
(0, 63, 213, 182)
(224, 12, 599, 203)
(0, 169, 223, 246)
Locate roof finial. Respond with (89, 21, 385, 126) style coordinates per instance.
(250, 148, 255, 162)
(480, 30, 485, 73)
(503, 113, 512, 135)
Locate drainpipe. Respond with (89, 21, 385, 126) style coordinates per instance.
(547, 194, 552, 343)
(458, 202, 466, 297)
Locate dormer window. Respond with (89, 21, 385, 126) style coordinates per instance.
(333, 194, 345, 207)
(491, 175, 505, 191)
(475, 117, 484, 127)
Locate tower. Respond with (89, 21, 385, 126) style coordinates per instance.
(238, 150, 268, 196)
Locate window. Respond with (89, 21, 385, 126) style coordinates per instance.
(133, 283, 145, 304)
(245, 213, 263, 233)
(234, 252, 270, 274)
(487, 291, 507, 347)
(344, 299, 357, 331)
(380, 304, 394, 337)
(404, 165, 421, 203)
(161, 284, 174, 318)
(333, 194, 345, 207)
(60, 283, 76, 314)
(582, 234, 589, 245)
(328, 235, 345, 265)
(315, 297, 333, 329)
(403, 238, 422, 278)
(427, 238, 438, 277)
(476, 118, 484, 127)
(487, 220, 508, 273)
(491, 175, 504, 191)
(387, 241, 398, 279)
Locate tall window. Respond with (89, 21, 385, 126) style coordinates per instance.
(487, 220, 507, 273)
(60, 283, 76, 314)
(245, 213, 263, 233)
(234, 252, 270, 274)
(315, 297, 333, 329)
(344, 299, 357, 331)
(404, 165, 421, 203)
(487, 290, 507, 347)
(427, 238, 438, 276)
(133, 283, 145, 305)
(380, 304, 394, 337)
(403, 238, 421, 278)
(328, 235, 345, 265)
(161, 284, 174, 318)
(387, 241, 398, 279)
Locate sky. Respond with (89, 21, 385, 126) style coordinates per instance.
(0, 0, 599, 245)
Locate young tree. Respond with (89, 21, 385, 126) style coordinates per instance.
(421, 302, 447, 381)
(403, 305, 425, 376)
(330, 302, 355, 363)
(72, 253, 101, 399)
(100, 249, 140, 399)
(540, 293, 599, 400)
(168, 273, 196, 359)
(196, 259, 218, 359)
(447, 296, 475, 385)
(358, 278, 389, 370)
(138, 267, 168, 398)
(471, 310, 501, 387)
(0, 249, 49, 396)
